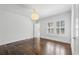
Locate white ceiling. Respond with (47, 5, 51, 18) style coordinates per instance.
(28, 4, 72, 18)
(0, 4, 72, 19)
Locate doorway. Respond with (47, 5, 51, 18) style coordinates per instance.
(71, 4, 79, 55)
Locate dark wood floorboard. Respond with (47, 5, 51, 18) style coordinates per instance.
(40, 39, 72, 55)
(0, 38, 72, 55)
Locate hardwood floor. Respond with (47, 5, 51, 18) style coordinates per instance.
(0, 38, 72, 55)
(40, 38, 72, 55)
(0, 39, 35, 55)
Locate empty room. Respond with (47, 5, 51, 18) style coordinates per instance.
(0, 4, 79, 55)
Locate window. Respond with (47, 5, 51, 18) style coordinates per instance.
(48, 20, 65, 34)
(56, 20, 65, 34)
(48, 22, 54, 33)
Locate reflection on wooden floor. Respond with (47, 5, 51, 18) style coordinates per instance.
(0, 38, 72, 55)
(40, 38, 72, 55)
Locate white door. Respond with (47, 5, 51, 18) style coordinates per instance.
(71, 4, 79, 54)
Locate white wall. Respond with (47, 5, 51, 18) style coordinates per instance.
(40, 11, 71, 43)
(0, 7, 33, 45)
